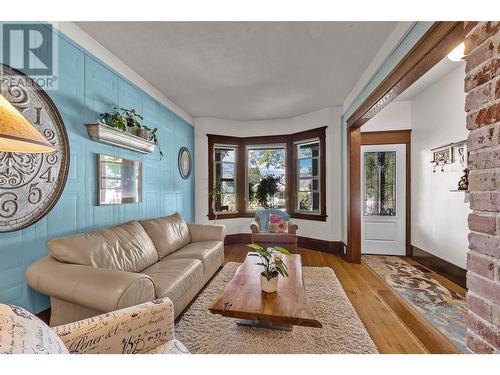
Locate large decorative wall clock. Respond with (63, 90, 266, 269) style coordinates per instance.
(0, 64, 69, 232)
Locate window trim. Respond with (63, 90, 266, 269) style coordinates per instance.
(207, 126, 327, 221)
(213, 144, 238, 214)
(295, 139, 321, 214)
(245, 143, 287, 212)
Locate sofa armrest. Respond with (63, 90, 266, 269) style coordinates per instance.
(250, 220, 260, 233)
(26, 256, 156, 313)
(289, 222, 298, 234)
(187, 223, 226, 242)
(52, 299, 175, 354)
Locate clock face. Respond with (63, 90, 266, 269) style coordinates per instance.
(0, 64, 69, 232)
(178, 147, 191, 179)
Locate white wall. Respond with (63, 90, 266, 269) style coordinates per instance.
(411, 65, 469, 268)
(362, 101, 412, 132)
(193, 107, 343, 241)
(361, 64, 468, 268)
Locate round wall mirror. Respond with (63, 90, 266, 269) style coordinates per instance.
(178, 147, 192, 179)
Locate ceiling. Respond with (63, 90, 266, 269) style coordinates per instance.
(76, 22, 397, 121)
(396, 57, 465, 101)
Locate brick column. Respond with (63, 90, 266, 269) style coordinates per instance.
(464, 21, 500, 354)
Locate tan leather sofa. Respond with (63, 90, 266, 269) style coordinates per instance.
(26, 213, 225, 326)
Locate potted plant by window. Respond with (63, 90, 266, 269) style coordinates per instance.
(208, 178, 225, 223)
(247, 243, 290, 293)
(255, 175, 281, 208)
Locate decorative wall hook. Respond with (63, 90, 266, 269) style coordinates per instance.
(457, 168, 469, 191)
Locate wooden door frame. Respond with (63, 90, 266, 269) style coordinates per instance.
(361, 130, 412, 256)
(346, 21, 464, 264)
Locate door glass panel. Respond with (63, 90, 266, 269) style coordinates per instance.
(364, 151, 396, 216)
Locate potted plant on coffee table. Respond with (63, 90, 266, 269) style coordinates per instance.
(247, 243, 290, 293)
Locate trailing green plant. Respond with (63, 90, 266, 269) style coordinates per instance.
(142, 125, 163, 159)
(255, 175, 281, 208)
(247, 243, 290, 281)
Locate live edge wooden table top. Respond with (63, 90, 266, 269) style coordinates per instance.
(209, 253, 322, 329)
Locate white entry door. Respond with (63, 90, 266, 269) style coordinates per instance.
(361, 144, 406, 255)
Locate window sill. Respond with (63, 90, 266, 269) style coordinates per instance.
(207, 213, 254, 220)
(290, 213, 328, 221)
(207, 212, 327, 222)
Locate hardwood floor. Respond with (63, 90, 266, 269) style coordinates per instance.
(225, 244, 463, 354)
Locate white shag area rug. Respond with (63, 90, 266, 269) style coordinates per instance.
(175, 262, 378, 354)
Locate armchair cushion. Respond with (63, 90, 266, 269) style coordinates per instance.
(268, 214, 289, 233)
(46, 220, 158, 273)
(0, 304, 68, 354)
(255, 209, 290, 232)
(140, 213, 191, 258)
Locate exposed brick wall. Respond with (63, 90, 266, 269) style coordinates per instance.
(464, 21, 500, 354)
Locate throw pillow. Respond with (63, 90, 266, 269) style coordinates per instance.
(268, 214, 289, 233)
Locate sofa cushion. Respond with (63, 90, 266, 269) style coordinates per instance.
(142, 258, 203, 305)
(47, 221, 159, 273)
(0, 304, 69, 354)
(165, 241, 223, 275)
(140, 213, 191, 258)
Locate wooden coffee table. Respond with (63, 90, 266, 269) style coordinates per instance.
(209, 253, 322, 330)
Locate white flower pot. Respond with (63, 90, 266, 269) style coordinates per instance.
(260, 274, 278, 293)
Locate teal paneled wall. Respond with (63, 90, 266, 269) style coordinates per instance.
(0, 23, 195, 313)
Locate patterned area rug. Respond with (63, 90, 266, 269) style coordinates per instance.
(362, 255, 467, 353)
(175, 262, 378, 354)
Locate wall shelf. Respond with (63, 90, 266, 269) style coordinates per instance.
(85, 123, 156, 154)
(449, 189, 470, 203)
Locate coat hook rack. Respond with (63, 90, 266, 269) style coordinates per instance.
(430, 140, 467, 173)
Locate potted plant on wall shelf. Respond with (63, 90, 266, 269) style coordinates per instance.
(99, 110, 127, 132)
(121, 107, 143, 135)
(137, 123, 150, 140)
(247, 243, 290, 293)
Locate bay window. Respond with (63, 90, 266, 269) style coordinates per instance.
(208, 126, 326, 221)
